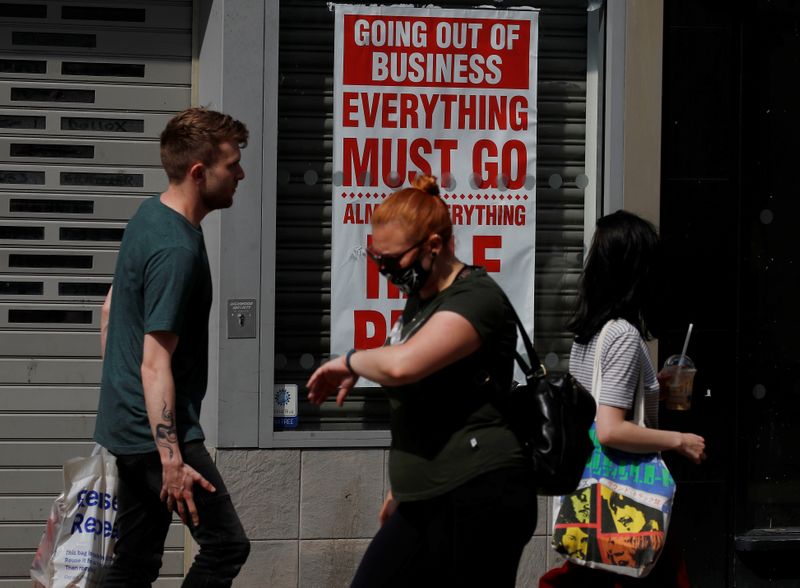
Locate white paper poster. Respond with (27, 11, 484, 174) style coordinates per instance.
(331, 5, 539, 376)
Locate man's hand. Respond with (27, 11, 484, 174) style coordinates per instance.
(160, 460, 216, 526)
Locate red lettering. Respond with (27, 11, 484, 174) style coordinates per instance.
(502, 140, 526, 190)
(409, 138, 432, 179)
(435, 139, 457, 179)
(472, 140, 526, 190)
(354, 310, 387, 349)
(473, 235, 502, 272)
(343, 203, 356, 224)
(515, 205, 526, 226)
(473, 139, 497, 189)
(451, 204, 464, 225)
(457, 94, 476, 130)
(380, 93, 398, 128)
(440, 94, 457, 128)
(489, 96, 507, 131)
(381, 138, 406, 188)
(420, 94, 439, 127)
(400, 94, 418, 128)
(361, 93, 380, 127)
(343, 92, 358, 127)
(344, 138, 459, 188)
(343, 137, 378, 186)
(363, 203, 375, 224)
(509, 96, 528, 131)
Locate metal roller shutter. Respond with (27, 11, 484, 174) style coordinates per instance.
(275, 0, 588, 431)
(0, 1, 192, 584)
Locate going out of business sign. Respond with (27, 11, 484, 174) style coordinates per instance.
(331, 4, 539, 377)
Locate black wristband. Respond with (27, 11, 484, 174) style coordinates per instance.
(345, 348, 357, 374)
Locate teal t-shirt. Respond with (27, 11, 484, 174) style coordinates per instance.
(386, 266, 527, 501)
(94, 196, 212, 454)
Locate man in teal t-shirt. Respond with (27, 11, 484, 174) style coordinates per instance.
(94, 108, 250, 587)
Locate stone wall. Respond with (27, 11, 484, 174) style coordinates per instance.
(215, 448, 562, 587)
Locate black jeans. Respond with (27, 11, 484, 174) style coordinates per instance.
(102, 441, 250, 587)
(351, 466, 538, 588)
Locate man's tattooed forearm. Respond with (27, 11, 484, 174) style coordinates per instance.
(156, 401, 177, 458)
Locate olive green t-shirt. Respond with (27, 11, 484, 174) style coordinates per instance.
(386, 266, 527, 501)
(94, 196, 211, 454)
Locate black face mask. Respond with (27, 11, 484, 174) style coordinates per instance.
(381, 250, 432, 295)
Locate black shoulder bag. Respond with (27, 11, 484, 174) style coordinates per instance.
(503, 305, 596, 496)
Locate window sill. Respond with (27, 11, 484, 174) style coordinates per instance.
(263, 429, 391, 448)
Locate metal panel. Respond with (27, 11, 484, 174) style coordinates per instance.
(0, 248, 119, 274)
(1, 28, 191, 59)
(0, 193, 148, 221)
(1, 0, 192, 30)
(0, 386, 99, 410)
(0, 332, 99, 356)
(0, 1, 191, 580)
(273, 0, 589, 433)
(0, 358, 101, 383)
(1, 137, 163, 166)
(0, 497, 62, 521)
(0, 80, 191, 111)
(0, 220, 126, 247)
(0, 164, 168, 193)
(0, 442, 95, 467)
(0, 274, 112, 301)
(0, 56, 191, 85)
(0, 414, 96, 438)
(1, 109, 173, 138)
(0, 469, 62, 494)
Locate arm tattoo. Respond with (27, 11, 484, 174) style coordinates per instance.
(156, 402, 178, 458)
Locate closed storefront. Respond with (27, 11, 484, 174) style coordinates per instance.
(271, 0, 594, 438)
(0, 2, 192, 584)
(2, 0, 615, 585)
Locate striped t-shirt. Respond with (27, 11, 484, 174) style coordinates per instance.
(569, 319, 659, 428)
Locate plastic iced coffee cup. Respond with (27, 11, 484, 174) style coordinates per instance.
(660, 355, 697, 410)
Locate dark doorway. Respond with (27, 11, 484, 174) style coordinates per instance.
(661, 1, 800, 585)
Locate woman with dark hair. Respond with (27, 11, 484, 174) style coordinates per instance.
(540, 210, 706, 587)
(306, 175, 537, 587)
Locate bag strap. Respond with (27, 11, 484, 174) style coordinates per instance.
(591, 320, 646, 426)
(590, 321, 616, 404)
(501, 293, 542, 380)
(633, 357, 646, 427)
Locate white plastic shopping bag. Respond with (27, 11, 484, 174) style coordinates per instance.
(31, 444, 119, 587)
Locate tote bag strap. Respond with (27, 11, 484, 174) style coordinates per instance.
(591, 320, 646, 426)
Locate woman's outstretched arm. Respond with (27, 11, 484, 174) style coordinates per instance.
(306, 310, 480, 405)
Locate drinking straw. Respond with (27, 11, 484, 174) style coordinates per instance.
(678, 323, 693, 367)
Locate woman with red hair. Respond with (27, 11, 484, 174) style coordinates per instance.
(307, 175, 537, 587)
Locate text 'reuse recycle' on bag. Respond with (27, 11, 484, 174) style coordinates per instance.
(501, 297, 596, 496)
(31, 444, 119, 588)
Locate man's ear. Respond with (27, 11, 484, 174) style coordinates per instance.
(188, 162, 205, 183)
